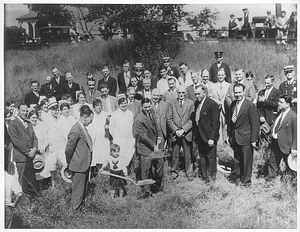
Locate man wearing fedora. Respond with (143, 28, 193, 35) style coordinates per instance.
(162, 56, 180, 79)
(65, 105, 94, 214)
(228, 13, 240, 38)
(8, 103, 38, 196)
(98, 66, 117, 97)
(267, 94, 297, 179)
(209, 51, 231, 83)
(257, 75, 281, 127)
(241, 8, 253, 39)
(263, 10, 277, 39)
(279, 65, 297, 113)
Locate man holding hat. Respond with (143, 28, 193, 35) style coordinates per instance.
(209, 51, 231, 83)
(228, 13, 240, 38)
(241, 8, 253, 39)
(263, 10, 277, 39)
(162, 56, 180, 79)
(267, 94, 297, 179)
(65, 105, 94, 214)
(279, 65, 297, 113)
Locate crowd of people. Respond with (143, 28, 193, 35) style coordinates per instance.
(228, 8, 297, 44)
(5, 52, 297, 220)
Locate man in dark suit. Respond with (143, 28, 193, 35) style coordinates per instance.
(162, 56, 180, 79)
(140, 78, 152, 99)
(51, 67, 67, 101)
(117, 61, 133, 94)
(241, 8, 253, 39)
(98, 66, 117, 97)
(191, 85, 220, 183)
(227, 83, 260, 186)
(267, 95, 297, 179)
(225, 68, 256, 107)
(65, 105, 94, 214)
(84, 78, 101, 104)
(209, 51, 231, 83)
(8, 103, 38, 196)
(167, 85, 194, 180)
(279, 65, 297, 113)
(135, 98, 164, 198)
(257, 74, 281, 126)
(62, 72, 80, 104)
(24, 80, 40, 107)
(39, 76, 56, 99)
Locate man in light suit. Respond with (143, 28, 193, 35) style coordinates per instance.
(117, 60, 133, 94)
(167, 85, 194, 180)
(8, 103, 38, 196)
(162, 77, 178, 104)
(152, 88, 168, 149)
(99, 83, 117, 116)
(191, 85, 220, 183)
(263, 10, 277, 39)
(257, 74, 281, 126)
(186, 71, 201, 102)
(178, 62, 193, 87)
(65, 105, 94, 214)
(225, 68, 256, 107)
(85, 78, 101, 104)
(227, 83, 260, 186)
(209, 51, 231, 83)
(210, 69, 231, 145)
(135, 98, 164, 198)
(267, 95, 297, 179)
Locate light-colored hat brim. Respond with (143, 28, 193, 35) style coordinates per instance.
(61, 165, 73, 183)
(288, 154, 297, 172)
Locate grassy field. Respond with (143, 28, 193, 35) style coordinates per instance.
(5, 40, 297, 229)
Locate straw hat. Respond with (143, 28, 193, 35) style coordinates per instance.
(33, 155, 45, 173)
(288, 154, 297, 172)
(47, 97, 58, 109)
(61, 165, 74, 183)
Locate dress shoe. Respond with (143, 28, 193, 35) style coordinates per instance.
(171, 171, 179, 179)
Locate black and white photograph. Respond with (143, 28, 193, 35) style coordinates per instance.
(3, 2, 297, 229)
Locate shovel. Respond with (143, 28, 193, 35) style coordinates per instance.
(99, 170, 156, 187)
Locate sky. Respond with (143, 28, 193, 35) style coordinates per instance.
(3, 3, 297, 30)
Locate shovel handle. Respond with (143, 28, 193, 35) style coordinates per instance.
(99, 170, 136, 185)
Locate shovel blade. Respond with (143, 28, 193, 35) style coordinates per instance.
(136, 179, 156, 186)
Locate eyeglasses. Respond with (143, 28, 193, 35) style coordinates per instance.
(178, 92, 185, 94)
(285, 71, 293, 74)
(163, 60, 170, 63)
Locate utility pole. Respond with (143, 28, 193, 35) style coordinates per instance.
(275, 4, 282, 18)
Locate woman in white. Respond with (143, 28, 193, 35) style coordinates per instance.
(87, 99, 110, 177)
(39, 98, 51, 123)
(72, 91, 92, 120)
(58, 101, 77, 141)
(109, 95, 135, 176)
(45, 100, 66, 171)
(28, 109, 51, 189)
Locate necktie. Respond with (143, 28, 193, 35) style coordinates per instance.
(183, 75, 186, 83)
(84, 127, 93, 150)
(231, 101, 239, 123)
(112, 160, 119, 170)
(148, 112, 153, 121)
(179, 100, 183, 108)
(274, 113, 284, 133)
(265, 89, 270, 99)
(195, 101, 202, 125)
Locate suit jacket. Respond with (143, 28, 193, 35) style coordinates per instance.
(153, 100, 167, 138)
(85, 89, 102, 104)
(127, 99, 141, 119)
(225, 79, 256, 107)
(273, 110, 297, 154)
(257, 87, 281, 125)
(52, 75, 66, 101)
(135, 109, 162, 157)
(65, 122, 92, 172)
(279, 80, 297, 113)
(209, 62, 232, 83)
(8, 117, 38, 163)
(167, 98, 194, 142)
(40, 83, 55, 99)
(98, 76, 117, 97)
(162, 89, 178, 103)
(210, 81, 230, 114)
(167, 66, 180, 79)
(62, 82, 80, 103)
(24, 91, 39, 107)
(228, 98, 260, 146)
(186, 85, 196, 102)
(191, 96, 220, 143)
(117, 71, 133, 94)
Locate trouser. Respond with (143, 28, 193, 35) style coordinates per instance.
(70, 168, 89, 215)
(16, 159, 37, 196)
(171, 137, 193, 177)
(140, 155, 164, 193)
(197, 137, 217, 181)
(5, 206, 13, 229)
(268, 138, 289, 177)
(232, 143, 253, 184)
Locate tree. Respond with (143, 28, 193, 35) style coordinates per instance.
(186, 7, 219, 31)
(31, 4, 73, 26)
